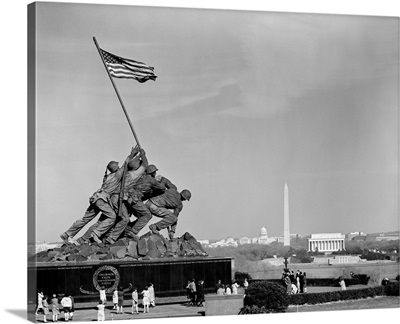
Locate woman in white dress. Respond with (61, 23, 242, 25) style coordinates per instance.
(141, 287, 150, 313)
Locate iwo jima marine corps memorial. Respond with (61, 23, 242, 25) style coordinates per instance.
(28, 38, 232, 309)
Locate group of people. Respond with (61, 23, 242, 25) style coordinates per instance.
(97, 283, 156, 321)
(59, 146, 192, 245)
(215, 279, 242, 296)
(282, 269, 307, 295)
(35, 291, 74, 322)
(186, 278, 205, 306)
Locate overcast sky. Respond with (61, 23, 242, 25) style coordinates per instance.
(32, 2, 398, 242)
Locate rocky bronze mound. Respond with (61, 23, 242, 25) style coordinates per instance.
(29, 232, 208, 263)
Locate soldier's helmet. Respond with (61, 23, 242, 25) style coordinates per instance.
(127, 159, 140, 171)
(147, 164, 158, 174)
(180, 189, 191, 201)
(107, 161, 119, 173)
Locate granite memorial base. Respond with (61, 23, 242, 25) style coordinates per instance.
(28, 257, 232, 307)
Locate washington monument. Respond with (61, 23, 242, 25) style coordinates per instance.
(284, 183, 290, 246)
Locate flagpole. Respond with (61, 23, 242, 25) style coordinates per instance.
(93, 36, 142, 150)
(93, 36, 140, 219)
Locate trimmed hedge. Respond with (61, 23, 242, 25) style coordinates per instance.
(238, 281, 399, 314)
(289, 282, 399, 305)
(249, 277, 369, 287)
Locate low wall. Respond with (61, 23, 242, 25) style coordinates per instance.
(28, 257, 232, 304)
(205, 294, 243, 316)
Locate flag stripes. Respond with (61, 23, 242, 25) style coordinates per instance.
(100, 49, 157, 83)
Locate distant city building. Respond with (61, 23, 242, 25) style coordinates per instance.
(284, 183, 290, 246)
(261, 257, 285, 267)
(250, 237, 259, 244)
(207, 237, 238, 248)
(375, 233, 400, 241)
(312, 255, 362, 264)
(308, 233, 345, 253)
(239, 237, 251, 245)
(346, 232, 366, 241)
(238, 227, 278, 245)
(259, 227, 269, 244)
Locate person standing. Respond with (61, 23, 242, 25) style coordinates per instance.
(50, 294, 60, 322)
(186, 281, 191, 303)
(42, 295, 50, 323)
(35, 291, 44, 315)
(289, 271, 295, 284)
(188, 278, 197, 306)
(148, 283, 156, 307)
(303, 272, 307, 293)
(339, 277, 347, 291)
(215, 280, 222, 293)
(97, 300, 106, 321)
(284, 275, 291, 295)
(296, 274, 300, 292)
(117, 287, 124, 314)
(243, 278, 249, 291)
(231, 280, 239, 295)
(69, 295, 74, 320)
(196, 280, 205, 306)
(299, 272, 305, 293)
(131, 287, 139, 314)
(112, 289, 118, 310)
(141, 287, 150, 313)
(225, 284, 232, 295)
(60, 295, 72, 321)
(99, 286, 107, 304)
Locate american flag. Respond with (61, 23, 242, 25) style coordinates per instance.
(100, 48, 157, 83)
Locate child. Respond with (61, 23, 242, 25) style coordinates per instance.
(97, 300, 105, 321)
(50, 294, 60, 322)
(112, 289, 118, 310)
(60, 295, 72, 321)
(131, 287, 139, 314)
(99, 286, 107, 304)
(141, 286, 150, 313)
(42, 296, 50, 323)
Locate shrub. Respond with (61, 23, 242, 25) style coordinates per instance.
(234, 271, 252, 286)
(241, 281, 289, 313)
(384, 281, 399, 296)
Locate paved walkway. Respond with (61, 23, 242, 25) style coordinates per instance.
(35, 303, 204, 322)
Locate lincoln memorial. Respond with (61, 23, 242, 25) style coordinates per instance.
(308, 233, 345, 253)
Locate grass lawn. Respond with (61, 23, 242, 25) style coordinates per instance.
(287, 296, 400, 313)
